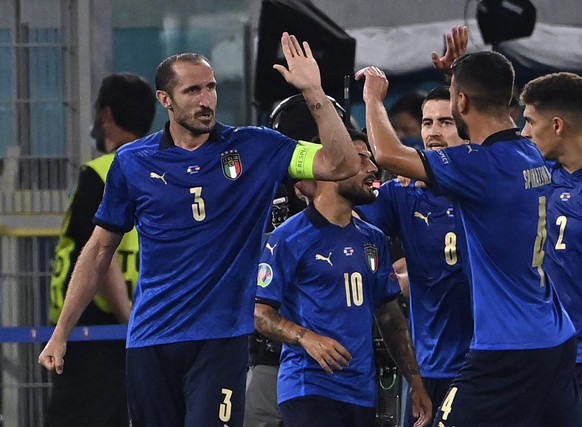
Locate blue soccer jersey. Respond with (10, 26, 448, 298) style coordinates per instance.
(255, 205, 401, 408)
(94, 122, 297, 348)
(357, 179, 472, 379)
(545, 164, 582, 362)
(422, 129, 575, 350)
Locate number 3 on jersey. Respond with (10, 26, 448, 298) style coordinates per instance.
(190, 187, 206, 221)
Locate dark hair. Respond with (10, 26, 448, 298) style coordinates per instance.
(422, 86, 450, 110)
(347, 128, 368, 145)
(268, 94, 349, 141)
(520, 72, 582, 116)
(389, 91, 426, 123)
(96, 73, 156, 137)
(154, 53, 211, 94)
(311, 128, 368, 148)
(451, 51, 515, 113)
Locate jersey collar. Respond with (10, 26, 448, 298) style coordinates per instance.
(304, 204, 331, 228)
(159, 121, 223, 149)
(481, 127, 521, 147)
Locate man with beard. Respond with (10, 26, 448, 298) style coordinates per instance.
(355, 86, 473, 427)
(355, 25, 582, 427)
(521, 72, 582, 394)
(254, 129, 432, 427)
(39, 32, 360, 427)
(45, 72, 155, 427)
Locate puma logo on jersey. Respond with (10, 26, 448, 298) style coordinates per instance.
(266, 243, 277, 255)
(315, 252, 333, 266)
(466, 144, 477, 154)
(414, 211, 431, 226)
(150, 172, 167, 185)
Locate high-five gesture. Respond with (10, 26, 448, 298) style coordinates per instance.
(273, 31, 360, 181)
(273, 32, 321, 92)
(355, 66, 389, 105)
(431, 25, 468, 73)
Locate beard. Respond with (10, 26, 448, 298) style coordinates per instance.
(176, 117, 216, 136)
(338, 182, 376, 206)
(173, 104, 216, 136)
(452, 107, 470, 141)
(90, 117, 106, 153)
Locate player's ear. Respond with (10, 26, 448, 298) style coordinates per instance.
(552, 116, 564, 136)
(156, 90, 173, 110)
(100, 106, 114, 127)
(457, 92, 469, 114)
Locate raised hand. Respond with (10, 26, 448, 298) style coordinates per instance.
(273, 32, 321, 92)
(431, 25, 468, 73)
(354, 66, 389, 104)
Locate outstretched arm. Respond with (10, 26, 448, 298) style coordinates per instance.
(274, 32, 359, 181)
(38, 226, 122, 373)
(355, 66, 427, 180)
(376, 300, 432, 427)
(255, 302, 352, 375)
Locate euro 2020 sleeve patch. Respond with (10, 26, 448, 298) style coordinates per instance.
(257, 263, 273, 287)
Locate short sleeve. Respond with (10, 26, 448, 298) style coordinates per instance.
(373, 231, 402, 307)
(423, 144, 489, 201)
(256, 231, 298, 306)
(94, 153, 135, 234)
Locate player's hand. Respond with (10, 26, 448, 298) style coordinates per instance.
(298, 330, 352, 374)
(431, 25, 468, 74)
(274, 32, 321, 92)
(409, 375, 433, 427)
(397, 175, 412, 187)
(38, 338, 67, 374)
(397, 175, 427, 188)
(354, 66, 389, 104)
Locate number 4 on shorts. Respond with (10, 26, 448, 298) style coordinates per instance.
(439, 386, 458, 423)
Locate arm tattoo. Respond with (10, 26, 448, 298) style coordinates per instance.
(255, 304, 307, 345)
(375, 300, 420, 382)
(308, 102, 322, 112)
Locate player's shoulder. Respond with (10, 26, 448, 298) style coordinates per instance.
(231, 125, 291, 142)
(116, 129, 164, 158)
(269, 210, 311, 240)
(353, 215, 387, 243)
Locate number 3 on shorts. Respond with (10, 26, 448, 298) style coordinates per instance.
(440, 386, 458, 422)
(219, 388, 232, 423)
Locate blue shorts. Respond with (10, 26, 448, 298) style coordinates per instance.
(126, 336, 248, 427)
(432, 338, 582, 427)
(279, 395, 375, 427)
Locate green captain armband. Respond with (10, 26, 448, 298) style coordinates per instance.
(288, 140, 322, 180)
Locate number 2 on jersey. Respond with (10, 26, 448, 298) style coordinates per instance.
(555, 215, 567, 250)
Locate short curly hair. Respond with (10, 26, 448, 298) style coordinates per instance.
(520, 72, 582, 116)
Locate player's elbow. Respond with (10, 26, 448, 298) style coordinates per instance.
(253, 303, 270, 334)
(372, 148, 394, 171)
